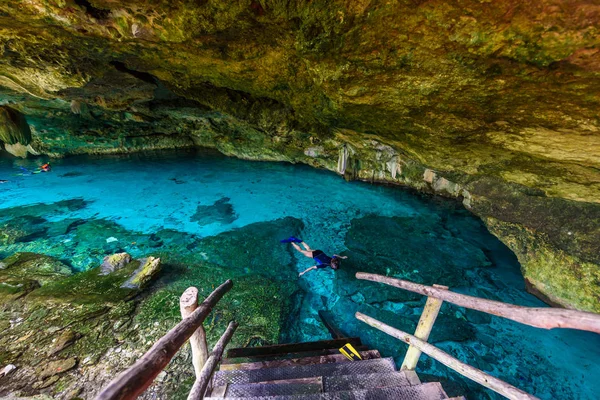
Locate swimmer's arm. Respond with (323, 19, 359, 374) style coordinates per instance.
(333, 254, 348, 259)
(299, 266, 317, 277)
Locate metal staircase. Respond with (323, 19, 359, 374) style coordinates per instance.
(205, 337, 463, 400)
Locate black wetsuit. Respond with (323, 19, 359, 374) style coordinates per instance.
(312, 250, 333, 269)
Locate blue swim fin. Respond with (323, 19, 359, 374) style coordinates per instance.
(280, 236, 303, 243)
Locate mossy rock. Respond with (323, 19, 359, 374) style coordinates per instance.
(29, 259, 141, 304)
(122, 257, 161, 289)
(0, 253, 72, 285)
(100, 252, 132, 275)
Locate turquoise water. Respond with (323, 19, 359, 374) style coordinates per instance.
(1, 149, 598, 399)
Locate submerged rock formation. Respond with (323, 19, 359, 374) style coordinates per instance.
(0, 1, 598, 311)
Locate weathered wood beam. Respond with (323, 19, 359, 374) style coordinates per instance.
(188, 321, 239, 400)
(356, 312, 539, 400)
(356, 273, 600, 334)
(180, 287, 209, 376)
(95, 280, 233, 400)
(401, 284, 447, 371)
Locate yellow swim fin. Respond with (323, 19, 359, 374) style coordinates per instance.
(339, 343, 363, 361)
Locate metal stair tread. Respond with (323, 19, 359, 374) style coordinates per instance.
(213, 357, 396, 386)
(324, 371, 412, 391)
(222, 346, 369, 365)
(226, 338, 362, 358)
(224, 383, 323, 397)
(220, 350, 381, 371)
(206, 381, 449, 399)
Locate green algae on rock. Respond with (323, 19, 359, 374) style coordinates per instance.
(0, 215, 307, 398)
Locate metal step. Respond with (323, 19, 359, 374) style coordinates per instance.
(221, 350, 381, 371)
(213, 358, 396, 386)
(219, 371, 412, 397)
(323, 371, 411, 391)
(226, 338, 362, 359)
(206, 381, 449, 399)
(222, 346, 369, 365)
(224, 382, 323, 397)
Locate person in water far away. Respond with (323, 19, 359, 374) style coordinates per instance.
(283, 237, 348, 277)
(38, 163, 51, 173)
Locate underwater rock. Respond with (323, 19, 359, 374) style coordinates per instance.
(344, 215, 490, 288)
(0, 216, 48, 245)
(121, 257, 161, 289)
(100, 252, 132, 275)
(465, 308, 492, 325)
(190, 197, 238, 226)
(0, 253, 72, 285)
(194, 216, 303, 279)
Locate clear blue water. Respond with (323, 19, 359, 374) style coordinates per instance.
(1, 149, 598, 399)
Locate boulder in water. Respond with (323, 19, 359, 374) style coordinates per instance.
(121, 257, 161, 289)
(100, 252, 132, 275)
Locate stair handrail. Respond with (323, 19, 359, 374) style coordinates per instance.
(356, 312, 539, 400)
(356, 272, 600, 333)
(95, 279, 234, 400)
(355, 272, 600, 400)
(188, 321, 239, 400)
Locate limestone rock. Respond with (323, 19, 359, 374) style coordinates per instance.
(4, 142, 28, 158)
(0, 106, 31, 146)
(36, 357, 77, 379)
(48, 329, 81, 356)
(122, 257, 161, 289)
(100, 253, 132, 275)
(0, 364, 16, 377)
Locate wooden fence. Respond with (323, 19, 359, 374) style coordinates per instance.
(355, 272, 600, 400)
(96, 280, 236, 400)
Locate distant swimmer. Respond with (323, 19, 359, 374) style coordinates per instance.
(37, 163, 51, 173)
(16, 162, 52, 176)
(0, 180, 8, 183)
(281, 237, 348, 277)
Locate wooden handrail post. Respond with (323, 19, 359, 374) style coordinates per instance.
(188, 321, 239, 400)
(180, 287, 209, 376)
(96, 280, 233, 400)
(401, 284, 448, 371)
(356, 312, 540, 400)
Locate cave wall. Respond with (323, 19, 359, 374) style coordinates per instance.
(0, 0, 598, 311)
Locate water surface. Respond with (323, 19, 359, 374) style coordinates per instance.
(0, 150, 598, 399)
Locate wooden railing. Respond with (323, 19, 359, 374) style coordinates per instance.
(96, 280, 235, 400)
(355, 272, 600, 400)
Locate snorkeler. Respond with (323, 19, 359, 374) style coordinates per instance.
(281, 237, 348, 277)
(38, 163, 51, 173)
(15, 163, 51, 176)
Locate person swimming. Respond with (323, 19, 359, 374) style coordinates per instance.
(282, 237, 348, 277)
(38, 163, 51, 173)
